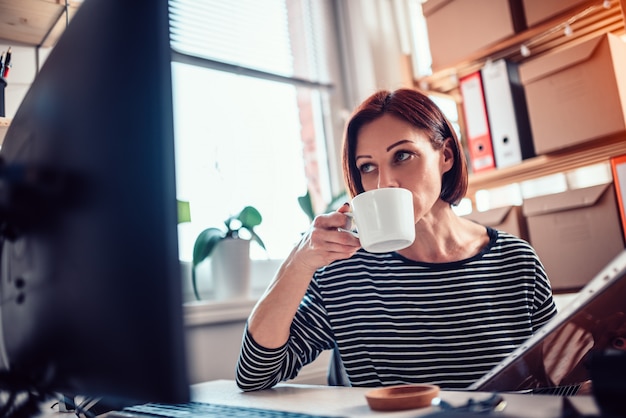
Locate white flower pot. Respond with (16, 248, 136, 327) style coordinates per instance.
(210, 238, 251, 300)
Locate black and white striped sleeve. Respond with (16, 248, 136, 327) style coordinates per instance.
(235, 278, 335, 391)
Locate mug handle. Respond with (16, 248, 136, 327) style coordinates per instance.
(338, 212, 359, 238)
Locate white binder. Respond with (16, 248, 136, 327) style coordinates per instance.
(481, 59, 534, 168)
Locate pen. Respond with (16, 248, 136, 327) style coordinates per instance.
(2, 47, 11, 78)
(0, 51, 4, 78)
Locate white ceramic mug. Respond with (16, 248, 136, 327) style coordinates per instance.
(342, 188, 415, 253)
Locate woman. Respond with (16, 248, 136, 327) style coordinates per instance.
(236, 88, 557, 391)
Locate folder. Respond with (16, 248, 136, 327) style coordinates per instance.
(459, 71, 495, 174)
(611, 154, 626, 243)
(481, 59, 534, 168)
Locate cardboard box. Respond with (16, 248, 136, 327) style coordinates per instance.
(519, 33, 626, 155)
(463, 205, 528, 241)
(611, 154, 626, 242)
(423, 0, 526, 71)
(523, 183, 625, 292)
(522, 0, 590, 27)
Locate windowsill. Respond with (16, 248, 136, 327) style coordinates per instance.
(181, 258, 281, 326)
(184, 298, 257, 326)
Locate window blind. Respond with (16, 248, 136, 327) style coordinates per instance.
(168, 0, 333, 86)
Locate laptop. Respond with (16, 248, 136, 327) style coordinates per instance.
(469, 249, 626, 395)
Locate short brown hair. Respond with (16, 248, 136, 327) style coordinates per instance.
(342, 88, 467, 205)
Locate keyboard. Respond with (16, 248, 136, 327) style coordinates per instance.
(109, 401, 346, 418)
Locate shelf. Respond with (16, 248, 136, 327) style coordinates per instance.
(418, 0, 626, 93)
(416, 0, 626, 203)
(467, 133, 626, 197)
(0, 116, 8, 146)
(0, 0, 81, 47)
(0, 0, 82, 144)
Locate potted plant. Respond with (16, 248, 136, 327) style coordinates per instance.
(191, 206, 266, 301)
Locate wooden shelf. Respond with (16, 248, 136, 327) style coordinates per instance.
(416, 0, 626, 202)
(467, 133, 626, 197)
(418, 0, 626, 93)
(0, 116, 9, 146)
(0, 0, 81, 47)
(0, 0, 81, 145)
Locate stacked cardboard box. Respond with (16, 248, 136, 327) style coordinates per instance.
(523, 183, 624, 292)
(522, 0, 591, 27)
(463, 206, 528, 241)
(519, 33, 626, 155)
(423, 0, 526, 71)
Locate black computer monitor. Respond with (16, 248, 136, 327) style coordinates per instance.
(0, 0, 189, 413)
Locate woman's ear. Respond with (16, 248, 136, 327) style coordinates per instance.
(441, 137, 454, 173)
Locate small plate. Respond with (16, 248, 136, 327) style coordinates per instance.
(365, 384, 440, 411)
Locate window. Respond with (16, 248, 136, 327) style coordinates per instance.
(168, 0, 341, 261)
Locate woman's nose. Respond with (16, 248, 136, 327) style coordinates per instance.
(377, 167, 400, 189)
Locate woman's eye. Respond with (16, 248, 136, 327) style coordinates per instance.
(358, 163, 375, 174)
(395, 151, 412, 163)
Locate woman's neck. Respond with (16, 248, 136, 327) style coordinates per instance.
(398, 202, 489, 263)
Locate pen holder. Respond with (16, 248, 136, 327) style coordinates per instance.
(0, 76, 6, 117)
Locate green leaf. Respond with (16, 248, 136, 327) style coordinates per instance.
(298, 191, 315, 222)
(177, 199, 191, 224)
(249, 229, 267, 251)
(192, 227, 224, 301)
(192, 227, 224, 267)
(191, 267, 201, 301)
(237, 206, 262, 229)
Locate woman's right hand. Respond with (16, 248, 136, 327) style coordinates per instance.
(290, 203, 361, 273)
(246, 204, 361, 348)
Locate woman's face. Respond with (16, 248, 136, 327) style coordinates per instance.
(354, 114, 453, 220)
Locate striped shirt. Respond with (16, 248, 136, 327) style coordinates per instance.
(236, 228, 557, 391)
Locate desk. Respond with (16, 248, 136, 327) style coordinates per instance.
(188, 380, 599, 418)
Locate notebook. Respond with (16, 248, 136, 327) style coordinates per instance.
(469, 249, 626, 395)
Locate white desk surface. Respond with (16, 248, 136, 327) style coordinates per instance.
(189, 379, 598, 418)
